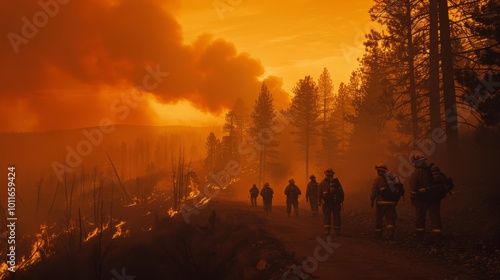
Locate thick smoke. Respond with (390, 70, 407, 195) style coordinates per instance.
(0, 0, 289, 131)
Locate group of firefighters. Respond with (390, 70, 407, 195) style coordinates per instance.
(249, 153, 454, 242)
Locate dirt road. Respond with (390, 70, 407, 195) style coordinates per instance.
(216, 197, 468, 280)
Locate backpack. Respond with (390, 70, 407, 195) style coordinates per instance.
(323, 178, 344, 203)
(307, 182, 318, 196)
(428, 172, 454, 200)
(261, 187, 273, 200)
(381, 172, 405, 202)
(286, 185, 300, 200)
(250, 187, 259, 196)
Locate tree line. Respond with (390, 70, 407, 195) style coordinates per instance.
(204, 0, 499, 184)
(204, 68, 361, 185)
(363, 0, 499, 160)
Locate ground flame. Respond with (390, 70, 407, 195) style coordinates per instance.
(167, 208, 179, 217)
(112, 221, 127, 239)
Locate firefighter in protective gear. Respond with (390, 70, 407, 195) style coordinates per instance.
(409, 154, 442, 242)
(260, 182, 274, 215)
(370, 163, 397, 239)
(284, 179, 302, 217)
(306, 175, 319, 216)
(249, 184, 259, 206)
(318, 168, 344, 236)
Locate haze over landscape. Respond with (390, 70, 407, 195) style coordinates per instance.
(0, 0, 374, 132)
(0, 0, 499, 279)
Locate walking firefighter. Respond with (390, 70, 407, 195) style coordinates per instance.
(249, 184, 259, 206)
(370, 163, 405, 239)
(260, 182, 274, 215)
(410, 154, 454, 243)
(306, 175, 319, 216)
(284, 179, 302, 217)
(318, 168, 344, 236)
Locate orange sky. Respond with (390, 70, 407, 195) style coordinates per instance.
(0, 0, 374, 132)
(178, 0, 374, 90)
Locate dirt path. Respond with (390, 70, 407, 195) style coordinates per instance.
(215, 197, 468, 280)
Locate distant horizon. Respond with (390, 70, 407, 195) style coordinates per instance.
(0, 123, 222, 134)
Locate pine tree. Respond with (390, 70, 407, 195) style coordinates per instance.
(334, 82, 350, 155)
(317, 68, 337, 166)
(204, 132, 220, 172)
(232, 98, 249, 145)
(318, 68, 334, 126)
(222, 112, 238, 162)
(250, 82, 277, 186)
(223, 99, 249, 162)
(438, 0, 459, 158)
(455, 0, 500, 126)
(289, 76, 322, 180)
(347, 51, 390, 171)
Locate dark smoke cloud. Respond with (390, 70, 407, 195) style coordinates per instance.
(0, 0, 288, 131)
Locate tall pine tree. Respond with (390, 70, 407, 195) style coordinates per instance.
(318, 68, 337, 167)
(250, 82, 277, 186)
(289, 76, 321, 180)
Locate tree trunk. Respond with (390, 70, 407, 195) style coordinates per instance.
(324, 94, 327, 131)
(438, 0, 459, 158)
(406, 0, 419, 145)
(305, 131, 310, 182)
(259, 146, 263, 187)
(429, 0, 441, 138)
(341, 95, 345, 155)
(262, 145, 267, 184)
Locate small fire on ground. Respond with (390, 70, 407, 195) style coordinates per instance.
(84, 223, 110, 242)
(0, 224, 54, 278)
(112, 221, 130, 239)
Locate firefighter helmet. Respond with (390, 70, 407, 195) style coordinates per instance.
(375, 163, 388, 171)
(411, 153, 427, 164)
(253, 183, 256, 187)
(289, 179, 295, 184)
(264, 182, 270, 187)
(310, 174, 316, 179)
(324, 168, 335, 176)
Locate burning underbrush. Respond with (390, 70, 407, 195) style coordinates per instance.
(0, 224, 56, 278)
(7, 200, 294, 280)
(0, 186, 185, 279)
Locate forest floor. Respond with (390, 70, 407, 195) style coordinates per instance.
(8, 183, 500, 280)
(216, 192, 498, 280)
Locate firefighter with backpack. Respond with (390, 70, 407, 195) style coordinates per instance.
(284, 179, 302, 217)
(370, 163, 404, 239)
(249, 184, 259, 206)
(306, 175, 319, 216)
(318, 168, 344, 236)
(410, 154, 454, 243)
(260, 182, 274, 215)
